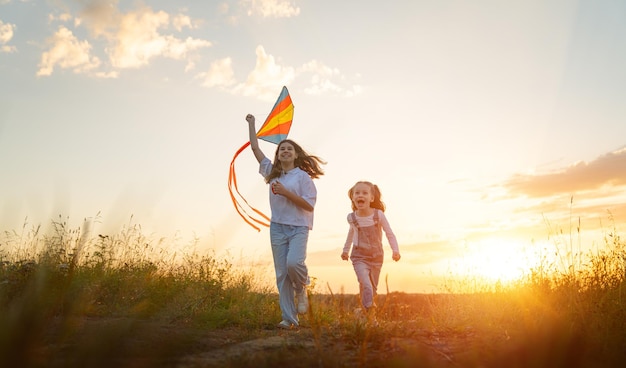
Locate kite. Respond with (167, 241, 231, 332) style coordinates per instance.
(228, 86, 294, 231)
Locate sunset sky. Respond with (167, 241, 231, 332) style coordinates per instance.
(1, 0, 625, 293)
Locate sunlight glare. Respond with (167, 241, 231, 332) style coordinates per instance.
(455, 237, 541, 284)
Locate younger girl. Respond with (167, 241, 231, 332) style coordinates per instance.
(341, 181, 400, 316)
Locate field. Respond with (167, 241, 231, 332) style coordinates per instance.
(1, 217, 625, 367)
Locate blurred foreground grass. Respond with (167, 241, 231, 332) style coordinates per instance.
(1, 215, 625, 367)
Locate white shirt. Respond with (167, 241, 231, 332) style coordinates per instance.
(260, 157, 317, 230)
(342, 209, 400, 254)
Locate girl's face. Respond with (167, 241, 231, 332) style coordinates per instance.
(351, 183, 374, 210)
(276, 142, 297, 164)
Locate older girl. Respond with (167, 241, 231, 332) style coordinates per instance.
(246, 114, 325, 329)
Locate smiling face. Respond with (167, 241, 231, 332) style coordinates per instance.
(350, 182, 374, 211)
(275, 141, 297, 167)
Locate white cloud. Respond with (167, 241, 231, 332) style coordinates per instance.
(172, 14, 195, 32)
(33, 2, 355, 96)
(234, 45, 296, 100)
(195, 45, 295, 97)
(298, 60, 342, 95)
(197, 57, 236, 88)
(37, 3, 212, 76)
(196, 45, 361, 100)
(0, 19, 16, 53)
(245, 0, 300, 18)
(48, 13, 73, 23)
(195, 45, 293, 99)
(37, 26, 101, 76)
(91, 7, 212, 69)
(297, 60, 362, 97)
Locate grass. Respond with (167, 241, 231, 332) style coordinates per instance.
(1, 214, 625, 367)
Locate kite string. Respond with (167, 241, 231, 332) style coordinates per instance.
(229, 142, 271, 224)
(228, 146, 262, 230)
(228, 142, 270, 231)
(229, 164, 270, 227)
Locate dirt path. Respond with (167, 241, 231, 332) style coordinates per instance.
(178, 333, 317, 368)
(34, 317, 449, 367)
(176, 324, 463, 368)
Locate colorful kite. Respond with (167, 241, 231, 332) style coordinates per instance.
(228, 86, 294, 231)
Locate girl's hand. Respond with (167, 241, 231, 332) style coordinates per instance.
(341, 252, 349, 261)
(392, 252, 401, 262)
(246, 114, 255, 124)
(271, 181, 284, 195)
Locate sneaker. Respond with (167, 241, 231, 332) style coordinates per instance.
(296, 288, 309, 314)
(277, 320, 293, 329)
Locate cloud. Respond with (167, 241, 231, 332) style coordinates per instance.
(113, 31, 203, 68)
(197, 45, 362, 100)
(100, 7, 212, 69)
(197, 57, 236, 88)
(299, 60, 363, 97)
(38, 3, 211, 76)
(48, 13, 73, 23)
(76, 0, 120, 38)
(195, 45, 294, 99)
(503, 146, 626, 198)
(235, 45, 297, 100)
(0, 19, 17, 53)
(36, 26, 101, 76)
(245, 0, 300, 18)
(35, 2, 357, 98)
(172, 14, 195, 32)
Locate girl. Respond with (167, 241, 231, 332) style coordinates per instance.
(341, 181, 401, 317)
(245, 114, 326, 329)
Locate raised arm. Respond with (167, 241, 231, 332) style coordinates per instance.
(246, 114, 266, 164)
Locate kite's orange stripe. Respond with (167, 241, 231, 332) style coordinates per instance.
(259, 96, 292, 124)
(262, 121, 292, 137)
(266, 96, 292, 121)
(228, 142, 270, 231)
(257, 105, 294, 136)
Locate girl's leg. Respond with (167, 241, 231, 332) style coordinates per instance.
(352, 260, 375, 309)
(369, 262, 383, 302)
(285, 225, 310, 292)
(270, 223, 298, 325)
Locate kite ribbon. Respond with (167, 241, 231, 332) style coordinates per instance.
(228, 141, 271, 232)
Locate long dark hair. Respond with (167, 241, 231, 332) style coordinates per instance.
(265, 139, 326, 183)
(348, 181, 386, 212)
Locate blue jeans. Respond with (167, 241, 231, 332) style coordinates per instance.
(270, 222, 310, 325)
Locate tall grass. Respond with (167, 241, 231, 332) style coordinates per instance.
(438, 209, 626, 367)
(1, 212, 625, 367)
(0, 216, 277, 367)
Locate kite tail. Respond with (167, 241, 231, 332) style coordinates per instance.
(228, 142, 271, 231)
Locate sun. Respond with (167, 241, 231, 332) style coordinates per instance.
(455, 237, 541, 284)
